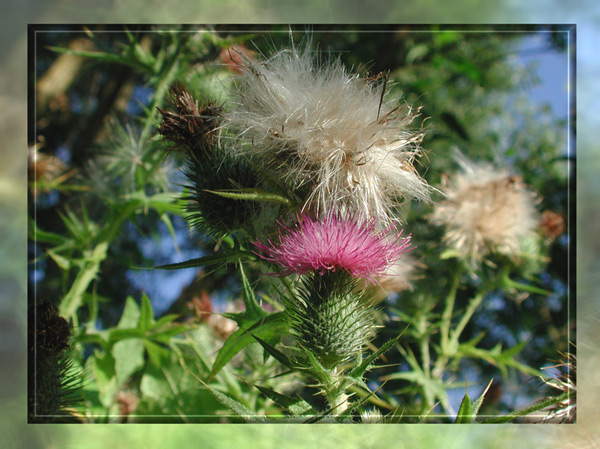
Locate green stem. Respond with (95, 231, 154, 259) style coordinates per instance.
(421, 333, 431, 379)
(322, 368, 350, 416)
(59, 201, 139, 320)
(503, 276, 553, 296)
(440, 267, 461, 354)
(433, 267, 462, 378)
(482, 391, 572, 423)
(448, 289, 488, 351)
(58, 241, 108, 320)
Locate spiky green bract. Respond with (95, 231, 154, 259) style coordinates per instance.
(286, 271, 376, 370)
(184, 149, 264, 239)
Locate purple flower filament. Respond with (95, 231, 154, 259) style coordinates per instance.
(252, 213, 413, 283)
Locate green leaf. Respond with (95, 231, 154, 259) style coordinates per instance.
(432, 30, 463, 47)
(152, 313, 179, 328)
(48, 45, 152, 73)
(29, 220, 68, 245)
(472, 378, 495, 419)
(337, 381, 386, 421)
(406, 43, 429, 64)
(455, 393, 473, 423)
(502, 275, 553, 296)
(59, 241, 108, 319)
(144, 339, 171, 367)
(160, 213, 180, 254)
(203, 188, 292, 207)
(138, 292, 154, 332)
(457, 341, 543, 378)
(349, 331, 404, 378)
(153, 250, 255, 270)
(49, 46, 124, 64)
(46, 249, 71, 270)
(208, 312, 289, 381)
(91, 350, 118, 408)
(107, 328, 144, 344)
(148, 323, 192, 344)
(149, 192, 184, 215)
(140, 367, 172, 406)
(203, 384, 268, 423)
(238, 261, 267, 320)
(74, 332, 108, 349)
(212, 32, 261, 48)
(118, 296, 141, 329)
(255, 385, 314, 416)
(483, 391, 572, 424)
(440, 248, 461, 260)
(253, 336, 295, 369)
(113, 338, 145, 385)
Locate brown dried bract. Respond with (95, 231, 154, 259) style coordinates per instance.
(540, 210, 565, 239)
(157, 83, 222, 155)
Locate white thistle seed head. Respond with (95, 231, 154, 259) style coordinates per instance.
(430, 154, 539, 267)
(223, 47, 431, 224)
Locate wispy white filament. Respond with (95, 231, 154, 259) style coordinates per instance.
(223, 47, 431, 223)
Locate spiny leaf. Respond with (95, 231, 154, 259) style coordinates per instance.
(349, 330, 406, 378)
(152, 250, 255, 270)
(253, 336, 295, 369)
(254, 385, 313, 416)
(339, 380, 388, 421)
(208, 312, 289, 381)
(203, 384, 268, 423)
(238, 261, 267, 320)
(47, 249, 71, 271)
(455, 393, 473, 423)
(138, 292, 154, 332)
(203, 188, 292, 206)
(472, 378, 495, 419)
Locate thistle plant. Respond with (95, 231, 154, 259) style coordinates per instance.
(154, 40, 567, 422)
(30, 27, 572, 424)
(252, 213, 413, 414)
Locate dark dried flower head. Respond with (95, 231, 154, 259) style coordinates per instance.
(34, 302, 71, 354)
(158, 83, 222, 155)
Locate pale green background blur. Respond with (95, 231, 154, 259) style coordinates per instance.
(2, 1, 598, 448)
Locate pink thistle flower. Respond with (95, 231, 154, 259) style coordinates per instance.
(252, 213, 414, 282)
